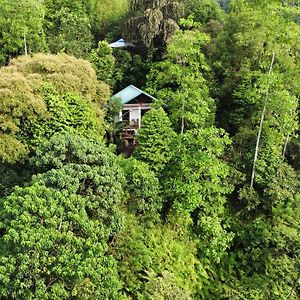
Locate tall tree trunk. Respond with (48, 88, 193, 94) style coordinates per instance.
(250, 52, 275, 188)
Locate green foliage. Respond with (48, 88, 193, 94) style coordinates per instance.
(31, 132, 121, 179)
(11, 53, 105, 103)
(124, 0, 184, 55)
(0, 0, 46, 65)
(0, 1, 299, 298)
(135, 108, 176, 172)
(163, 128, 233, 260)
(0, 65, 46, 163)
(207, 3, 300, 297)
(0, 163, 30, 198)
(0, 183, 122, 299)
(44, 0, 94, 58)
(184, 0, 225, 24)
(104, 97, 123, 145)
(220, 193, 300, 299)
(165, 128, 230, 214)
(213, 0, 300, 131)
(90, 41, 115, 84)
(231, 71, 298, 214)
(144, 271, 192, 300)
(0, 133, 126, 299)
(117, 157, 163, 217)
(27, 87, 103, 147)
(112, 213, 201, 299)
(0, 53, 107, 163)
(91, 0, 129, 39)
(112, 50, 150, 90)
(147, 30, 215, 132)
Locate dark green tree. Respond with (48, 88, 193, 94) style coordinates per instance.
(0, 133, 126, 299)
(90, 0, 129, 39)
(44, 0, 94, 58)
(118, 157, 163, 218)
(124, 0, 184, 56)
(134, 107, 176, 173)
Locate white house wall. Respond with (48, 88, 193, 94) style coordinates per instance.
(117, 103, 151, 128)
(129, 108, 141, 127)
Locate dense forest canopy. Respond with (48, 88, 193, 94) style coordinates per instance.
(0, 0, 299, 299)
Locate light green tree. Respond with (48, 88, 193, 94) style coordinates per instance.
(147, 30, 215, 133)
(0, 53, 107, 164)
(0, 0, 46, 65)
(146, 28, 234, 266)
(90, 41, 115, 84)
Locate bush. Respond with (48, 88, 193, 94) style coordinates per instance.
(118, 157, 163, 218)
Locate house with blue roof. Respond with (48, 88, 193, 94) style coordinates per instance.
(112, 85, 156, 129)
(109, 38, 134, 48)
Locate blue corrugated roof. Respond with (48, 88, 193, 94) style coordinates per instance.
(112, 85, 156, 104)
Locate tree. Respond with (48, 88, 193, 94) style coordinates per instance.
(44, 0, 94, 58)
(0, 0, 46, 65)
(0, 65, 46, 163)
(117, 157, 163, 218)
(146, 27, 234, 268)
(90, 0, 129, 39)
(219, 192, 300, 299)
(162, 128, 234, 264)
(112, 49, 150, 91)
(213, 0, 300, 132)
(230, 71, 298, 215)
(0, 53, 108, 164)
(147, 30, 215, 133)
(124, 0, 184, 56)
(206, 2, 300, 298)
(90, 41, 115, 85)
(27, 87, 104, 148)
(30, 133, 125, 234)
(0, 184, 122, 299)
(134, 108, 176, 172)
(184, 0, 225, 24)
(111, 213, 201, 299)
(0, 133, 126, 299)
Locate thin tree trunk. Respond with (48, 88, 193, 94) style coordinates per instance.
(282, 134, 289, 159)
(24, 32, 28, 56)
(250, 52, 275, 188)
(181, 100, 185, 134)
